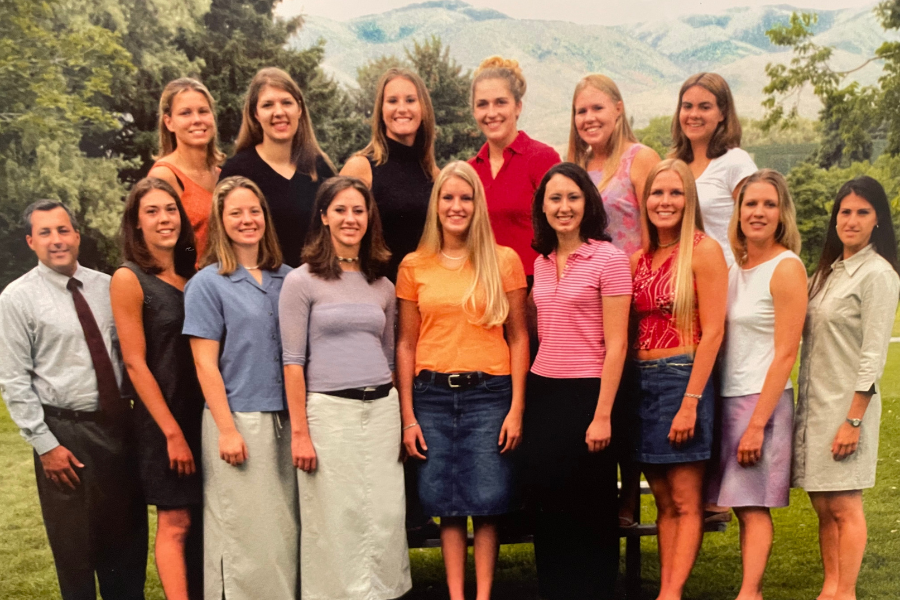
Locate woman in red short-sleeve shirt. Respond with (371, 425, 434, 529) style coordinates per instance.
(468, 56, 560, 279)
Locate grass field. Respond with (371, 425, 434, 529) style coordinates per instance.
(2, 348, 900, 599)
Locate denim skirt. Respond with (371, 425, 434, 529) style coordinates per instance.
(413, 373, 515, 517)
(634, 354, 714, 464)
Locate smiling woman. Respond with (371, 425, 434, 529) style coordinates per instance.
(341, 68, 439, 281)
(148, 78, 225, 259)
(220, 67, 337, 267)
(468, 56, 560, 280)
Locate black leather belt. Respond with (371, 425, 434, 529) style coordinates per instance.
(326, 382, 393, 401)
(416, 370, 496, 390)
(42, 405, 104, 422)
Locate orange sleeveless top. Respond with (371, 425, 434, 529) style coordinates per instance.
(152, 161, 218, 258)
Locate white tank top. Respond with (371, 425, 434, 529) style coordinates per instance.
(721, 250, 803, 397)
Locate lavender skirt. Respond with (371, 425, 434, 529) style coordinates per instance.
(706, 388, 794, 508)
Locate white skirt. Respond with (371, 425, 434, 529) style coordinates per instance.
(299, 389, 412, 600)
(202, 409, 300, 600)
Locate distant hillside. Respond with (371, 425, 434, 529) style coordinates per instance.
(281, 0, 893, 147)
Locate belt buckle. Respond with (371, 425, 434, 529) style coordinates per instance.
(447, 374, 462, 388)
(362, 386, 376, 401)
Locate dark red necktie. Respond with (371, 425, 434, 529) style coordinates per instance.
(67, 277, 125, 417)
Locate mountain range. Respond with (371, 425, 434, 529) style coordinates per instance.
(281, 0, 894, 146)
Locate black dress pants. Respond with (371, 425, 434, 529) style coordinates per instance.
(34, 412, 148, 600)
(525, 373, 619, 600)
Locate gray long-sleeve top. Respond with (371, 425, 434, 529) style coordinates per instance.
(279, 264, 395, 392)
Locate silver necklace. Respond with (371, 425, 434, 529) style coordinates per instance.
(440, 250, 466, 260)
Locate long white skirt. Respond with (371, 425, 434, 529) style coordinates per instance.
(299, 389, 412, 600)
(202, 409, 300, 600)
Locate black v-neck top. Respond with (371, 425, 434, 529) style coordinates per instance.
(220, 148, 335, 267)
(370, 137, 433, 281)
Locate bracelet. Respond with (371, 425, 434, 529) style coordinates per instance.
(402, 422, 420, 431)
(683, 393, 702, 399)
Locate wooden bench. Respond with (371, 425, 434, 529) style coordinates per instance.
(407, 481, 730, 599)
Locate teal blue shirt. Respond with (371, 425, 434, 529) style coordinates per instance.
(183, 263, 291, 412)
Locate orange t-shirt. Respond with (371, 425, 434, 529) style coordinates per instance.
(396, 245, 527, 375)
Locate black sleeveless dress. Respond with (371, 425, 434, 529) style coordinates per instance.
(122, 262, 204, 507)
(369, 136, 434, 281)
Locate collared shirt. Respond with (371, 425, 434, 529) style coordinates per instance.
(183, 263, 291, 412)
(794, 244, 900, 491)
(469, 131, 560, 276)
(531, 240, 632, 379)
(0, 262, 123, 454)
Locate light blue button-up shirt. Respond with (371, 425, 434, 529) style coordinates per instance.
(183, 263, 291, 412)
(0, 262, 124, 454)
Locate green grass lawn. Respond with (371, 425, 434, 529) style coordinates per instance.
(3, 349, 900, 599)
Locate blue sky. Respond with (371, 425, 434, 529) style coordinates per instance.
(279, 0, 876, 26)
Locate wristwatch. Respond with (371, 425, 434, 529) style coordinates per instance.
(846, 418, 862, 428)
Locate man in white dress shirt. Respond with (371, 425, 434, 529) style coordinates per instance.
(0, 201, 147, 600)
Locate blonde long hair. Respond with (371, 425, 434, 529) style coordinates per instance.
(729, 169, 801, 266)
(202, 176, 283, 274)
(359, 68, 437, 179)
(418, 161, 509, 328)
(641, 159, 705, 342)
(155, 78, 225, 169)
(567, 74, 637, 192)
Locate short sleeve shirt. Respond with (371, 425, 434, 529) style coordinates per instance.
(531, 240, 632, 378)
(183, 263, 292, 412)
(396, 246, 527, 375)
(469, 131, 561, 276)
(695, 147, 757, 266)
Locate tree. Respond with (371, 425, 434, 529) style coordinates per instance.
(177, 0, 365, 167)
(0, 0, 135, 288)
(353, 36, 483, 165)
(634, 116, 671, 158)
(786, 154, 900, 270)
(762, 3, 900, 167)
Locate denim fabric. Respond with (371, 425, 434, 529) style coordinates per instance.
(413, 374, 515, 517)
(634, 354, 714, 463)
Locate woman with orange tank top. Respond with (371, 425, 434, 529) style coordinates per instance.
(148, 78, 224, 259)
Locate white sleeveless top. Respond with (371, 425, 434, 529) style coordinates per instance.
(721, 250, 803, 397)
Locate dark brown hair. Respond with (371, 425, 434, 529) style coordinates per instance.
(669, 73, 742, 163)
(301, 176, 390, 283)
(809, 175, 900, 299)
(121, 178, 197, 278)
(531, 162, 611, 257)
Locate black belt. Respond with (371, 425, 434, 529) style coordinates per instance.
(326, 382, 393, 401)
(416, 370, 496, 390)
(42, 405, 105, 423)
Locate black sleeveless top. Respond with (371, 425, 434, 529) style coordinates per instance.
(369, 136, 433, 281)
(122, 261, 203, 506)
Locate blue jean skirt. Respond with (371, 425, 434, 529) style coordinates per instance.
(413, 373, 515, 517)
(634, 354, 714, 464)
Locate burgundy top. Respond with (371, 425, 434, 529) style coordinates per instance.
(469, 131, 560, 276)
(632, 232, 705, 350)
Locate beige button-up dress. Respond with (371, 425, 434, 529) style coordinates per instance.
(793, 245, 899, 491)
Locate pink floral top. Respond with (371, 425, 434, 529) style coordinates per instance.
(588, 143, 645, 257)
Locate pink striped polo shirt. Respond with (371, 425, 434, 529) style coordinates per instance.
(531, 239, 632, 379)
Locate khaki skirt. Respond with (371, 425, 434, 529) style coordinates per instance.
(299, 389, 411, 600)
(202, 409, 299, 600)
